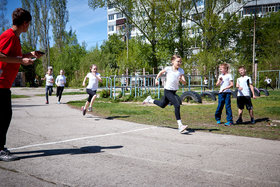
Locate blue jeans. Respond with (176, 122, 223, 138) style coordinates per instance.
(215, 93, 233, 123)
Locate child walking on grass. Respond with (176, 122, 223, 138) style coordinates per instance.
(143, 55, 188, 133)
(81, 64, 102, 116)
(215, 63, 234, 126)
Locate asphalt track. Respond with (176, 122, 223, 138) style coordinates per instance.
(0, 88, 279, 187)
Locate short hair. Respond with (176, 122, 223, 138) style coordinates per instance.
(12, 8, 32, 26)
(219, 63, 229, 70)
(238, 66, 246, 70)
(171, 55, 181, 62)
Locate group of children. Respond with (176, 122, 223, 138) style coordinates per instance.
(82, 56, 257, 134)
(41, 68, 66, 104)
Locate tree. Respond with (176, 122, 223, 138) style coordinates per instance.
(50, 0, 69, 50)
(0, 0, 9, 34)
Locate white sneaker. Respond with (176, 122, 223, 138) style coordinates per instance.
(57, 101, 61, 104)
(88, 107, 92, 112)
(143, 96, 152, 104)
(178, 125, 188, 133)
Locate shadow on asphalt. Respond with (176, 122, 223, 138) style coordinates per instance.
(12, 104, 46, 108)
(234, 117, 269, 125)
(161, 126, 220, 135)
(12, 145, 123, 160)
(105, 116, 130, 120)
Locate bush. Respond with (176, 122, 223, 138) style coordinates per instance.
(100, 89, 110, 98)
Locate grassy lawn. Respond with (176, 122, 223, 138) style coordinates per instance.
(68, 90, 280, 140)
(11, 94, 30, 99)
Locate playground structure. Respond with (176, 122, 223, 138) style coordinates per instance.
(99, 73, 270, 103)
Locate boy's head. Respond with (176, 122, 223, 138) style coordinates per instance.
(12, 8, 32, 26)
(238, 66, 246, 76)
(219, 63, 229, 74)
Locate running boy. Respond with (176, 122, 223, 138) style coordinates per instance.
(215, 63, 234, 126)
(143, 55, 188, 133)
(82, 64, 102, 115)
(236, 66, 256, 124)
(55, 69, 66, 104)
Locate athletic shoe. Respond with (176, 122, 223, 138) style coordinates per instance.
(216, 120, 221, 124)
(143, 96, 152, 104)
(224, 122, 233, 126)
(236, 118, 243, 124)
(46, 101, 49, 104)
(88, 107, 92, 112)
(251, 118, 256, 124)
(57, 101, 61, 104)
(0, 148, 19, 162)
(178, 124, 188, 133)
(82, 106, 86, 116)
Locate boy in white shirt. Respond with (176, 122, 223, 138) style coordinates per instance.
(236, 66, 256, 124)
(215, 63, 234, 126)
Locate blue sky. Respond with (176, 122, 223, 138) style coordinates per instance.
(6, 0, 108, 50)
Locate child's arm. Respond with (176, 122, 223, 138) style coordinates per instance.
(155, 69, 166, 86)
(249, 84, 256, 99)
(216, 76, 223, 86)
(96, 74, 102, 83)
(236, 81, 242, 90)
(82, 76, 87, 87)
(221, 80, 233, 92)
(179, 75, 186, 85)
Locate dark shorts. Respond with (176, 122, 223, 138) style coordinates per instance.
(237, 96, 253, 110)
(86, 89, 97, 102)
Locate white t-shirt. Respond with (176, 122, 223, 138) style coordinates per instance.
(218, 73, 233, 93)
(204, 79, 208, 85)
(86, 72, 100, 91)
(237, 76, 252, 96)
(45, 74, 54, 86)
(265, 78, 271, 84)
(56, 75, 66, 87)
(164, 67, 184, 91)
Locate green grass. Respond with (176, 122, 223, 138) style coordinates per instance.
(11, 94, 30, 99)
(68, 90, 280, 140)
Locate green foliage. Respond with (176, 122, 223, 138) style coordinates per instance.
(99, 89, 110, 98)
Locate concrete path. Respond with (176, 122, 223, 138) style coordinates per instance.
(0, 88, 279, 187)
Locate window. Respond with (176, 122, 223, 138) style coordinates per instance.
(117, 13, 123, 19)
(108, 25, 114, 32)
(108, 14, 114, 20)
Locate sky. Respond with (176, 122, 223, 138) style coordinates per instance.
(6, 0, 108, 50)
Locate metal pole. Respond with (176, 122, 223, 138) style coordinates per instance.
(252, 0, 257, 85)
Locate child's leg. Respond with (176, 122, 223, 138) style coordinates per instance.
(89, 95, 97, 107)
(225, 93, 233, 123)
(165, 90, 181, 120)
(85, 89, 94, 110)
(215, 93, 225, 121)
(238, 109, 243, 119)
(45, 86, 49, 102)
(249, 109, 254, 118)
(58, 87, 64, 102)
(154, 90, 169, 108)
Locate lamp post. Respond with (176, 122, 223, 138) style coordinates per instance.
(252, 0, 257, 85)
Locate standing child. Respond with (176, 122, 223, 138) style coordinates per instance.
(55, 69, 66, 104)
(236, 66, 256, 124)
(264, 76, 274, 90)
(41, 68, 54, 104)
(82, 64, 102, 115)
(143, 55, 188, 133)
(215, 63, 234, 126)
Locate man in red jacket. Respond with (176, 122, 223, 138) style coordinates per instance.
(0, 8, 44, 161)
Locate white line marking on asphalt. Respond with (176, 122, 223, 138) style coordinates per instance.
(10, 126, 157, 151)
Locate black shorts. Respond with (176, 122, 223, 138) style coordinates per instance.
(86, 89, 97, 102)
(237, 96, 253, 110)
